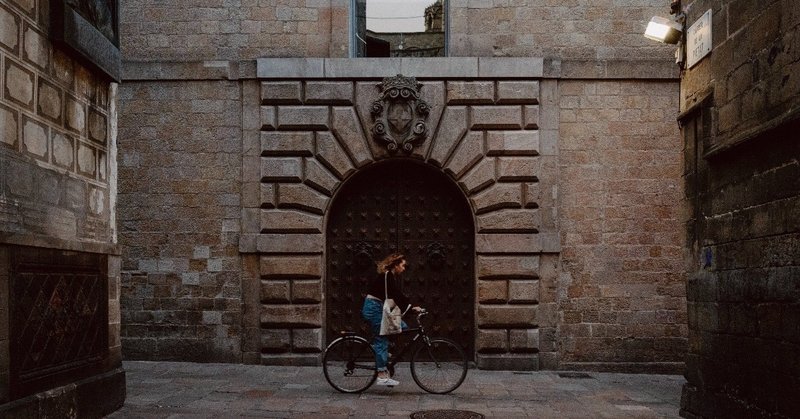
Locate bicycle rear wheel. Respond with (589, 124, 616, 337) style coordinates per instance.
(410, 338, 468, 394)
(322, 336, 378, 393)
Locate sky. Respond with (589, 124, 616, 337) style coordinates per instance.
(365, 0, 431, 33)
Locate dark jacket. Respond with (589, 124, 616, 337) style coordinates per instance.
(367, 271, 411, 312)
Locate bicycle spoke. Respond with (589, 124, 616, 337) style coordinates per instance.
(411, 338, 468, 394)
(323, 337, 377, 393)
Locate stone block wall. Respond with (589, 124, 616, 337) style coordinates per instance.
(679, 1, 800, 417)
(558, 79, 686, 372)
(0, 0, 124, 414)
(117, 79, 244, 362)
(118, 1, 675, 62)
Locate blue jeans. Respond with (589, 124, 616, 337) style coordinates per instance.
(361, 298, 407, 372)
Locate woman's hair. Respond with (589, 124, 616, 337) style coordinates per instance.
(377, 252, 405, 274)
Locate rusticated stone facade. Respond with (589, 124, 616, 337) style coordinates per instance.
(679, 0, 800, 417)
(0, 0, 125, 416)
(118, 55, 685, 372)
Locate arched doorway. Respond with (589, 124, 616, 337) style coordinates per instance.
(326, 160, 475, 358)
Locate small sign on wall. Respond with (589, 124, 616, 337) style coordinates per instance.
(687, 9, 712, 68)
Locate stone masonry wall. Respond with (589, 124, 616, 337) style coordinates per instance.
(117, 79, 244, 362)
(0, 0, 123, 412)
(679, 1, 800, 417)
(1, 0, 114, 248)
(118, 1, 674, 62)
(558, 80, 686, 372)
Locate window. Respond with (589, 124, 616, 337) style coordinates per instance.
(352, 0, 447, 57)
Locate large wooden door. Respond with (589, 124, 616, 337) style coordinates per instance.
(326, 160, 474, 357)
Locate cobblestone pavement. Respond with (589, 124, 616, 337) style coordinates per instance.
(108, 361, 685, 418)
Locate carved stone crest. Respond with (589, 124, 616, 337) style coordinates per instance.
(370, 74, 430, 153)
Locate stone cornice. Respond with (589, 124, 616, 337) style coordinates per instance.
(121, 58, 679, 81)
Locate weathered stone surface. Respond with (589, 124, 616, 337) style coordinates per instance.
(261, 209, 323, 233)
(256, 233, 323, 254)
(487, 131, 539, 156)
(428, 107, 468, 167)
(305, 81, 353, 104)
(331, 107, 372, 167)
(509, 328, 539, 352)
(261, 157, 302, 182)
(304, 158, 339, 196)
(459, 157, 495, 194)
(478, 280, 507, 303)
(292, 328, 322, 352)
(509, 280, 539, 303)
(261, 280, 290, 303)
(477, 209, 540, 232)
(497, 81, 540, 104)
(260, 106, 276, 130)
(37, 79, 62, 122)
(261, 183, 277, 208)
(476, 329, 508, 353)
(315, 131, 354, 179)
(471, 106, 522, 130)
(77, 143, 97, 177)
(23, 26, 48, 70)
(260, 304, 321, 327)
(523, 105, 539, 129)
(260, 81, 302, 104)
(260, 255, 322, 278)
(471, 183, 521, 213)
(477, 305, 537, 328)
(478, 58, 543, 78)
(5, 60, 34, 108)
(277, 106, 329, 130)
(477, 255, 539, 279)
(277, 184, 329, 214)
(445, 131, 483, 179)
(0, 5, 19, 53)
(477, 233, 540, 254)
(446, 81, 494, 104)
(256, 58, 324, 78)
(292, 280, 321, 303)
(22, 117, 47, 159)
(260, 131, 313, 156)
(1, 104, 18, 147)
(261, 329, 291, 352)
(66, 96, 85, 134)
(522, 183, 540, 208)
(88, 110, 107, 144)
(497, 157, 539, 182)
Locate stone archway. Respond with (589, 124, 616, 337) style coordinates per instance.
(246, 62, 550, 369)
(325, 159, 475, 358)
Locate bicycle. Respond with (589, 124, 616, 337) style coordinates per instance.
(322, 309, 468, 394)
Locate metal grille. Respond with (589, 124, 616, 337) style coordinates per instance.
(10, 247, 108, 399)
(326, 160, 474, 357)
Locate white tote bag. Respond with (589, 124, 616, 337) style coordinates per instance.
(379, 272, 403, 335)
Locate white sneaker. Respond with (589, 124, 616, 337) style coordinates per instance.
(376, 377, 400, 386)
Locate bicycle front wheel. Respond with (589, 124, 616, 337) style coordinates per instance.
(410, 337, 468, 394)
(322, 336, 378, 393)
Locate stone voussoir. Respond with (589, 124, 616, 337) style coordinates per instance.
(305, 81, 353, 105)
(276, 183, 329, 214)
(446, 81, 495, 105)
(261, 209, 323, 233)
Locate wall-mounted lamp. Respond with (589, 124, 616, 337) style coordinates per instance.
(644, 16, 683, 44)
(643, 0, 686, 67)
